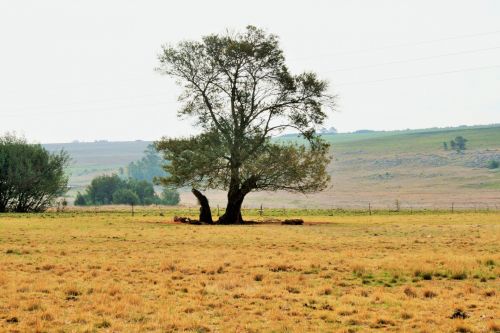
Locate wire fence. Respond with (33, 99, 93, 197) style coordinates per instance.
(40, 200, 500, 216)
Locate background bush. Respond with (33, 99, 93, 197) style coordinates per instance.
(0, 134, 69, 212)
(487, 160, 499, 169)
(75, 174, 180, 206)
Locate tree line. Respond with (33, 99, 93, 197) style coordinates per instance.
(122, 144, 167, 181)
(74, 174, 179, 206)
(75, 144, 180, 207)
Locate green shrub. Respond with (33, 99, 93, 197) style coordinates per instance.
(75, 174, 180, 206)
(112, 189, 140, 205)
(0, 134, 69, 212)
(74, 192, 88, 206)
(160, 188, 180, 205)
(487, 160, 499, 169)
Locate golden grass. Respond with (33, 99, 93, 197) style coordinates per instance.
(0, 211, 498, 332)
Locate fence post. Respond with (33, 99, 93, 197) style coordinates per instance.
(395, 199, 400, 212)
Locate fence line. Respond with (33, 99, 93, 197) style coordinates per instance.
(42, 201, 500, 214)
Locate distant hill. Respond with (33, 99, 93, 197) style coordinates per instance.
(44, 140, 150, 188)
(44, 124, 500, 209)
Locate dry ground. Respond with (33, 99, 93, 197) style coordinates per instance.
(0, 211, 499, 332)
(180, 149, 500, 210)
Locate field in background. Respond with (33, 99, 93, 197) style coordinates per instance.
(44, 124, 500, 209)
(0, 210, 498, 332)
(44, 140, 148, 189)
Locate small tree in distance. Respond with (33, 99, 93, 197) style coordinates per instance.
(112, 189, 140, 206)
(155, 26, 335, 224)
(161, 188, 180, 206)
(88, 174, 125, 205)
(74, 174, 180, 206)
(450, 136, 467, 153)
(74, 192, 87, 206)
(127, 144, 166, 182)
(487, 160, 499, 169)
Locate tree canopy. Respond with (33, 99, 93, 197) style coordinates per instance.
(155, 26, 335, 224)
(126, 144, 167, 182)
(75, 174, 180, 206)
(450, 136, 468, 153)
(0, 134, 69, 212)
(112, 188, 140, 206)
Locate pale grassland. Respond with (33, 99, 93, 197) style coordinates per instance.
(0, 210, 499, 332)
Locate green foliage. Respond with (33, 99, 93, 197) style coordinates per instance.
(127, 179, 156, 205)
(126, 144, 166, 182)
(87, 174, 125, 205)
(0, 134, 70, 212)
(487, 160, 499, 169)
(157, 135, 331, 194)
(155, 26, 334, 223)
(112, 189, 140, 205)
(450, 136, 467, 153)
(160, 188, 180, 205)
(74, 192, 87, 206)
(76, 174, 180, 206)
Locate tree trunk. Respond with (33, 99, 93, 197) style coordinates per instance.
(218, 191, 245, 224)
(191, 188, 213, 224)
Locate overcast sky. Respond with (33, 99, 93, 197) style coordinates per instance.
(1, 0, 499, 143)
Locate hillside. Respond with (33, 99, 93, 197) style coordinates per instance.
(44, 124, 500, 209)
(44, 140, 149, 188)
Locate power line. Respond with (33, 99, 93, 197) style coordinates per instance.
(325, 45, 500, 73)
(3, 58, 500, 115)
(2, 92, 171, 113)
(3, 64, 499, 115)
(6, 64, 498, 115)
(1, 73, 166, 98)
(335, 64, 500, 86)
(1, 100, 176, 118)
(290, 29, 500, 60)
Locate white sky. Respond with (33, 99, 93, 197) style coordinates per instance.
(1, 0, 499, 143)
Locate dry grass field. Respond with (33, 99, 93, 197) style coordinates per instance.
(0, 210, 499, 332)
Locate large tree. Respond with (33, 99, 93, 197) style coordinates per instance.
(0, 134, 70, 212)
(155, 26, 335, 224)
